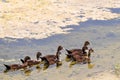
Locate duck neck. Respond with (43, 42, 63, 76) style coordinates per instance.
(88, 50, 91, 58)
(82, 46, 87, 54)
(56, 51, 60, 61)
(56, 46, 62, 61)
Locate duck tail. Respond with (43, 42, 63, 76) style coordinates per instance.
(66, 49, 72, 54)
(4, 64, 10, 70)
(20, 59, 25, 64)
(65, 54, 72, 58)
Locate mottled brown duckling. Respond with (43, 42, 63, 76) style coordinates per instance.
(20, 52, 42, 67)
(70, 48, 94, 65)
(41, 46, 63, 68)
(65, 41, 90, 61)
(4, 63, 28, 71)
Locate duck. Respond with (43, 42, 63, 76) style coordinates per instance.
(40, 46, 63, 68)
(3, 62, 28, 71)
(20, 52, 42, 67)
(70, 48, 94, 65)
(65, 41, 90, 61)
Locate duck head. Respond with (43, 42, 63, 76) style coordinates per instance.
(36, 52, 42, 60)
(89, 48, 94, 53)
(88, 48, 94, 58)
(24, 56, 31, 62)
(84, 41, 90, 46)
(57, 45, 63, 52)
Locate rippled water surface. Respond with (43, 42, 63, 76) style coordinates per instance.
(0, 19, 120, 80)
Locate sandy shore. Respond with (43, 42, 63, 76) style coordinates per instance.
(84, 71, 120, 80)
(0, 0, 120, 39)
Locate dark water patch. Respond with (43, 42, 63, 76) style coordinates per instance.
(0, 18, 120, 47)
(0, 34, 64, 46)
(67, 18, 120, 32)
(108, 8, 120, 14)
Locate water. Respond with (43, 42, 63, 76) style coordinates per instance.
(0, 18, 120, 80)
(0, 0, 120, 79)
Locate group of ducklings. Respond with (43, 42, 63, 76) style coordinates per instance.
(3, 41, 94, 73)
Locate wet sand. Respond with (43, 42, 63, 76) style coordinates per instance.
(0, 19, 120, 80)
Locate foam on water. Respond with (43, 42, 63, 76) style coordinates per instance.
(0, 0, 120, 39)
(0, 58, 16, 62)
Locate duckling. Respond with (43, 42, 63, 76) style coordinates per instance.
(20, 52, 42, 67)
(65, 41, 90, 61)
(41, 46, 63, 68)
(70, 48, 94, 65)
(3, 63, 28, 71)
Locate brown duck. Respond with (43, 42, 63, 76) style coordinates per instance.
(40, 46, 63, 68)
(71, 48, 94, 64)
(20, 52, 42, 67)
(65, 41, 90, 61)
(4, 63, 28, 71)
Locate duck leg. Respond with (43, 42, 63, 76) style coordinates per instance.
(56, 61, 62, 68)
(43, 58, 50, 70)
(65, 54, 72, 62)
(43, 62, 49, 70)
(66, 49, 72, 54)
(69, 56, 77, 67)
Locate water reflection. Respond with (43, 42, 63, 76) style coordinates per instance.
(24, 69, 32, 76)
(88, 63, 95, 69)
(2, 61, 64, 76)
